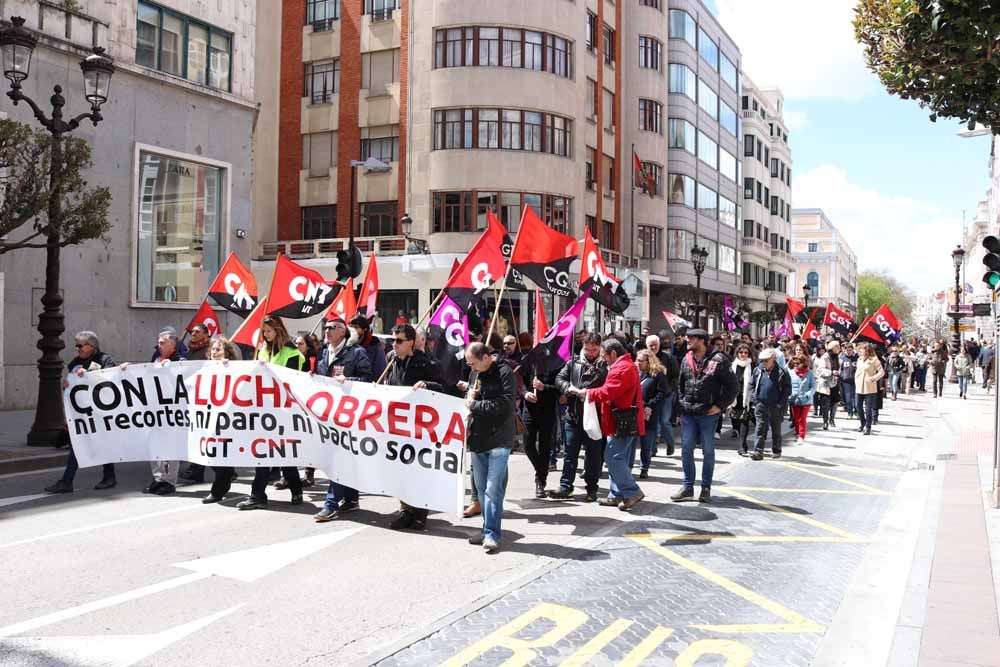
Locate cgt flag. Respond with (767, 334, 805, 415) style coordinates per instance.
(523, 287, 591, 376)
(355, 253, 379, 318)
(324, 278, 356, 322)
(442, 214, 507, 310)
(854, 304, 902, 344)
(427, 293, 469, 387)
(489, 213, 527, 290)
(802, 309, 822, 342)
(208, 252, 258, 318)
(579, 229, 630, 314)
(510, 206, 578, 298)
(185, 299, 221, 337)
(267, 255, 342, 319)
(823, 302, 856, 337)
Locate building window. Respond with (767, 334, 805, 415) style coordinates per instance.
(603, 25, 615, 64)
(586, 215, 598, 238)
(362, 49, 399, 90)
(502, 28, 523, 67)
(365, 0, 399, 21)
(433, 191, 571, 234)
(771, 157, 779, 178)
(136, 1, 232, 91)
(302, 131, 336, 178)
(306, 0, 340, 29)
(586, 12, 597, 51)
(640, 0, 661, 8)
(756, 181, 762, 203)
(698, 79, 718, 119)
(360, 201, 397, 236)
(697, 183, 718, 219)
(808, 242, 818, 252)
(361, 125, 399, 162)
(667, 229, 693, 260)
(719, 196, 736, 227)
(807, 271, 820, 293)
(719, 244, 736, 273)
(305, 59, 339, 104)
(524, 30, 543, 70)
(667, 174, 695, 208)
(719, 148, 737, 182)
(638, 36, 662, 70)
(697, 131, 717, 170)
(434, 109, 472, 149)
(602, 220, 615, 250)
(603, 89, 615, 130)
(668, 118, 696, 153)
(637, 225, 662, 259)
(639, 99, 662, 133)
(433, 108, 571, 156)
(744, 134, 754, 157)
(698, 28, 719, 70)
(640, 162, 662, 196)
(668, 9, 696, 48)
(301, 205, 336, 239)
(586, 147, 595, 190)
(720, 52, 737, 90)
(720, 101, 737, 135)
(587, 78, 598, 117)
(604, 155, 615, 192)
(525, 111, 544, 151)
(547, 35, 573, 77)
(770, 195, 779, 216)
(669, 64, 697, 101)
(136, 150, 224, 304)
(743, 219, 754, 237)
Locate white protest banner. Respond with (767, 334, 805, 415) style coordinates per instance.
(63, 361, 467, 514)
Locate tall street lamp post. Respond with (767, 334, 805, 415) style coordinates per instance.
(0, 17, 114, 446)
(691, 244, 709, 329)
(802, 283, 812, 310)
(763, 280, 773, 337)
(949, 244, 966, 383)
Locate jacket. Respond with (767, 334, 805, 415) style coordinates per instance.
(888, 355, 906, 374)
(466, 360, 517, 453)
(751, 363, 792, 407)
(955, 354, 973, 378)
(358, 332, 388, 381)
(813, 353, 839, 396)
(855, 356, 885, 395)
(316, 339, 373, 381)
(386, 349, 443, 389)
(257, 343, 305, 370)
(678, 349, 738, 416)
(521, 362, 560, 422)
(839, 353, 859, 384)
(789, 369, 816, 406)
(930, 348, 949, 374)
(68, 351, 115, 373)
(639, 371, 669, 424)
(556, 352, 608, 425)
(655, 350, 680, 394)
(588, 354, 645, 437)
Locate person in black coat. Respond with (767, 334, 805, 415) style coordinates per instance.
(520, 358, 560, 499)
(636, 349, 669, 478)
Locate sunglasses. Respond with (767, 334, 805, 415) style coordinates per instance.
(393, 338, 411, 344)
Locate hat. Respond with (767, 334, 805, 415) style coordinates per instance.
(349, 314, 370, 329)
(686, 328, 710, 341)
(324, 317, 346, 329)
(759, 348, 776, 360)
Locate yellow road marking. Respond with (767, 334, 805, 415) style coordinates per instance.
(632, 537, 824, 633)
(775, 462, 888, 494)
(625, 533, 869, 543)
(725, 485, 887, 495)
(780, 460, 900, 477)
(722, 489, 862, 539)
(619, 627, 675, 666)
(560, 618, 633, 666)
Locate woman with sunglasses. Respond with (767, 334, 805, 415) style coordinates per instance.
(729, 343, 755, 456)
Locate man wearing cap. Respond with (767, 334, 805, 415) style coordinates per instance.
(673, 328, 737, 503)
(749, 348, 791, 461)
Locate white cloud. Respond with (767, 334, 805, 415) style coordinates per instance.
(783, 110, 808, 133)
(716, 0, 879, 100)
(792, 165, 962, 295)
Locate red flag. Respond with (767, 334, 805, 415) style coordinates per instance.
(231, 299, 266, 349)
(785, 297, 807, 323)
(802, 309, 822, 342)
(534, 290, 549, 346)
(185, 299, 221, 336)
(510, 206, 578, 298)
(823, 302, 856, 337)
(324, 278, 357, 322)
(266, 254, 341, 319)
(449, 258, 461, 279)
(442, 214, 507, 309)
(633, 149, 655, 198)
(208, 252, 258, 318)
(850, 314, 873, 344)
(356, 253, 379, 318)
(854, 304, 902, 344)
(579, 228, 629, 313)
(488, 211, 527, 289)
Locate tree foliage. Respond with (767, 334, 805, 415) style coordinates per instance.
(855, 0, 1000, 132)
(0, 118, 111, 254)
(858, 270, 915, 321)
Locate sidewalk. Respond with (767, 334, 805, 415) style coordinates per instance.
(0, 409, 67, 474)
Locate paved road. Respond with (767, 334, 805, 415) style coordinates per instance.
(0, 387, 985, 666)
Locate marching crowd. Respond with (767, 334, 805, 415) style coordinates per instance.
(45, 316, 994, 554)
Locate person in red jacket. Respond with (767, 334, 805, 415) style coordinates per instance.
(583, 338, 645, 511)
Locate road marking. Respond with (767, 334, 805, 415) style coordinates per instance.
(724, 485, 887, 495)
(631, 537, 824, 634)
(0, 572, 212, 638)
(619, 626, 675, 666)
(0, 504, 204, 550)
(778, 460, 900, 477)
(561, 619, 633, 666)
(722, 489, 863, 540)
(626, 533, 869, 544)
(776, 462, 889, 493)
(0, 466, 63, 480)
(0, 493, 49, 508)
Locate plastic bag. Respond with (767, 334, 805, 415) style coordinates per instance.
(583, 396, 603, 440)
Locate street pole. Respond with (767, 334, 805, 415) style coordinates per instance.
(993, 290, 999, 508)
(694, 273, 702, 329)
(950, 256, 963, 383)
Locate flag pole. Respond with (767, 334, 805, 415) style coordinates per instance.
(483, 206, 527, 346)
(375, 287, 449, 385)
(507, 291, 521, 349)
(631, 143, 636, 269)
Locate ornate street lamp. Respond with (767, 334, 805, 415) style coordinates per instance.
(1, 17, 114, 446)
(691, 244, 709, 328)
(802, 282, 812, 310)
(949, 244, 966, 382)
(763, 279, 774, 336)
(400, 212, 428, 255)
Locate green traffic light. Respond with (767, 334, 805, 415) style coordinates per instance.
(985, 271, 1000, 289)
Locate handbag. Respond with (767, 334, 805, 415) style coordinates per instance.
(611, 406, 640, 436)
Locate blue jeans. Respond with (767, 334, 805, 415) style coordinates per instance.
(958, 376, 970, 396)
(681, 414, 718, 489)
(857, 394, 877, 430)
(605, 435, 641, 501)
(889, 372, 901, 395)
(560, 421, 605, 494)
(840, 382, 857, 417)
(324, 481, 359, 509)
(657, 393, 676, 446)
(472, 447, 511, 542)
(639, 408, 661, 471)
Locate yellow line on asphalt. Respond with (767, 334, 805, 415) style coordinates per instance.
(722, 489, 863, 540)
(560, 618, 633, 666)
(631, 537, 825, 634)
(774, 462, 888, 494)
(625, 533, 869, 543)
(779, 460, 900, 477)
(690, 622, 826, 634)
(725, 485, 887, 495)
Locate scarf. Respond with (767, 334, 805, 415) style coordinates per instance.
(731, 358, 752, 409)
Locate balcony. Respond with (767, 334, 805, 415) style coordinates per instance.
(602, 250, 638, 269)
(770, 247, 793, 264)
(741, 237, 771, 254)
(255, 236, 407, 261)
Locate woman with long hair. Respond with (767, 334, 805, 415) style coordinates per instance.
(814, 341, 841, 430)
(729, 343, 755, 456)
(636, 349, 668, 478)
(855, 342, 885, 436)
(788, 354, 815, 444)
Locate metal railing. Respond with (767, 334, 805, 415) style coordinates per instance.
(741, 237, 771, 253)
(370, 7, 394, 22)
(255, 236, 407, 261)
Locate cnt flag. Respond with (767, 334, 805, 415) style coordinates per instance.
(854, 304, 902, 344)
(208, 252, 258, 318)
(823, 302, 856, 337)
(523, 288, 592, 376)
(802, 309, 822, 342)
(427, 293, 469, 387)
(488, 212, 527, 290)
(324, 277, 356, 322)
(267, 255, 342, 319)
(231, 299, 267, 349)
(534, 289, 549, 346)
(579, 229, 630, 314)
(356, 253, 379, 318)
(185, 299, 221, 336)
(510, 206, 578, 298)
(442, 214, 507, 310)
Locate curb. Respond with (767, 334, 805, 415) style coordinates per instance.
(0, 452, 68, 476)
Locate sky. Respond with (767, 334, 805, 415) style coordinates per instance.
(707, 0, 992, 297)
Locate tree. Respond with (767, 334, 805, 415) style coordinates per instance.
(0, 118, 111, 253)
(855, 0, 1000, 132)
(858, 271, 915, 321)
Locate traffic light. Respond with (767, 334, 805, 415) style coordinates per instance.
(335, 245, 363, 282)
(983, 235, 1000, 290)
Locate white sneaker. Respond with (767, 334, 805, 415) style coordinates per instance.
(796, 437, 804, 445)
(482, 536, 500, 553)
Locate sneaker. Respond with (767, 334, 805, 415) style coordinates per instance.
(535, 483, 547, 499)
(390, 510, 414, 530)
(462, 502, 481, 518)
(772, 449, 782, 459)
(639, 469, 649, 479)
(237, 497, 268, 510)
(548, 488, 573, 499)
(153, 482, 175, 496)
(699, 488, 711, 503)
(796, 437, 804, 445)
(482, 536, 500, 553)
(93, 477, 116, 490)
(468, 533, 485, 545)
(339, 501, 360, 513)
(598, 496, 621, 507)
(621, 492, 645, 511)
(202, 494, 223, 504)
(44, 479, 73, 494)
(666, 443, 675, 456)
(670, 487, 694, 502)
(750, 451, 764, 461)
(313, 506, 339, 522)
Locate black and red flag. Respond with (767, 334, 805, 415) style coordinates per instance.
(488, 212, 527, 290)
(802, 309, 823, 343)
(633, 149, 655, 198)
(579, 228, 630, 314)
(355, 253, 379, 318)
(185, 299, 221, 337)
(853, 304, 902, 345)
(510, 206, 578, 298)
(323, 277, 357, 322)
(442, 214, 507, 310)
(208, 252, 258, 318)
(266, 254, 342, 319)
(823, 302, 856, 337)
(523, 287, 592, 376)
(785, 297, 808, 324)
